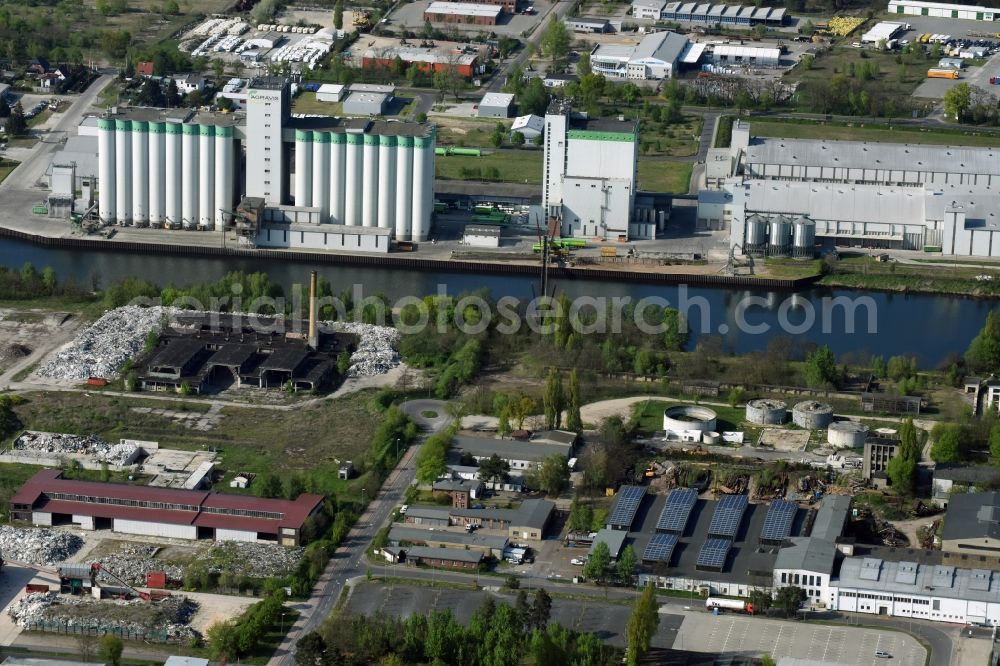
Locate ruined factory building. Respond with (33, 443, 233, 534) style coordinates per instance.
(10, 469, 324, 546)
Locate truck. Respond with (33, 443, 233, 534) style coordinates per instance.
(705, 597, 754, 613)
(927, 68, 960, 79)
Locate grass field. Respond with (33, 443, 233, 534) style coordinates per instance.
(292, 91, 343, 116)
(0, 159, 20, 185)
(435, 150, 542, 184)
(638, 116, 702, 157)
(631, 399, 748, 436)
(786, 46, 929, 99)
(750, 119, 1000, 147)
(638, 160, 692, 194)
(435, 116, 519, 149)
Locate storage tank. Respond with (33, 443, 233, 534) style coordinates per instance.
(394, 136, 413, 241)
(663, 405, 717, 434)
(131, 121, 149, 227)
(792, 401, 834, 429)
(98, 118, 116, 224)
(344, 133, 363, 225)
(874, 427, 898, 438)
(377, 135, 396, 231)
(702, 431, 721, 445)
(114, 119, 132, 225)
(165, 122, 182, 228)
(148, 122, 165, 227)
(361, 134, 379, 228)
(827, 421, 869, 448)
(329, 134, 346, 224)
(792, 216, 816, 258)
(412, 134, 433, 241)
(198, 124, 215, 230)
(311, 131, 330, 221)
(294, 129, 313, 207)
(181, 123, 199, 229)
(745, 398, 787, 425)
(215, 125, 234, 229)
(744, 214, 767, 254)
(767, 215, 791, 256)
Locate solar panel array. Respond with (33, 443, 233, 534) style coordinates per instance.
(760, 499, 797, 543)
(656, 488, 698, 533)
(708, 494, 748, 538)
(696, 538, 731, 570)
(607, 485, 647, 529)
(642, 533, 679, 564)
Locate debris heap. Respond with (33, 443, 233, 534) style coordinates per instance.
(329, 321, 400, 377)
(0, 526, 83, 565)
(98, 545, 184, 587)
(12, 431, 139, 466)
(207, 541, 305, 578)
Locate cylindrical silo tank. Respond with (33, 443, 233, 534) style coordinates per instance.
(767, 215, 791, 256)
(131, 120, 149, 227)
(827, 421, 869, 448)
(344, 133, 363, 226)
(744, 214, 767, 254)
(311, 131, 330, 221)
(148, 122, 165, 228)
(98, 118, 116, 224)
(362, 134, 379, 228)
(164, 122, 182, 228)
(422, 129, 436, 240)
(792, 401, 834, 430)
(377, 135, 396, 232)
(394, 135, 413, 241)
(114, 119, 132, 225)
(329, 133, 346, 224)
(412, 133, 433, 241)
(745, 398, 787, 425)
(702, 431, 721, 445)
(181, 123, 200, 229)
(294, 129, 313, 208)
(793, 216, 816, 258)
(199, 124, 215, 230)
(214, 125, 234, 230)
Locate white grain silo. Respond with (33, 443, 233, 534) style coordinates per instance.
(394, 136, 413, 241)
(377, 135, 396, 231)
(148, 122, 165, 227)
(295, 129, 313, 207)
(98, 118, 116, 224)
(181, 124, 200, 229)
(114, 119, 132, 225)
(198, 124, 215, 229)
(130, 120, 149, 226)
(311, 131, 330, 221)
(165, 122, 182, 228)
(344, 133, 363, 225)
(329, 133, 346, 224)
(361, 134, 379, 228)
(411, 134, 433, 241)
(215, 125, 234, 229)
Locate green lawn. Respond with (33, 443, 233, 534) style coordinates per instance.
(786, 46, 929, 97)
(750, 119, 1000, 148)
(631, 399, 747, 437)
(638, 160, 692, 194)
(638, 116, 702, 157)
(292, 91, 344, 116)
(435, 150, 542, 184)
(0, 159, 20, 184)
(27, 108, 52, 129)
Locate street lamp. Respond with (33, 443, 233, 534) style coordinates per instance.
(395, 437, 401, 462)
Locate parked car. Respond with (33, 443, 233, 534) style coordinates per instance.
(571, 558, 586, 566)
(399, 504, 408, 514)
(874, 650, 891, 659)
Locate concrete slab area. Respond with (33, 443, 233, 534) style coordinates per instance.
(758, 428, 810, 452)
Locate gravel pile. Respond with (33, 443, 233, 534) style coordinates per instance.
(12, 431, 139, 466)
(37, 305, 168, 381)
(329, 321, 400, 377)
(207, 541, 304, 578)
(0, 526, 83, 565)
(98, 545, 184, 587)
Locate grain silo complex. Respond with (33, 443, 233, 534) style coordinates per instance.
(92, 77, 435, 250)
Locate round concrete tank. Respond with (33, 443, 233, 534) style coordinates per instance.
(875, 427, 898, 438)
(329, 134, 346, 224)
(792, 401, 834, 430)
(294, 129, 313, 207)
(768, 215, 791, 255)
(377, 135, 396, 232)
(362, 134, 379, 228)
(702, 431, 721, 445)
(745, 398, 787, 425)
(198, 124, 215, 230)
(663, 405, 718, 433)
(130, 120, 149, 227)
(394, 136, 414, 241)
(412, 134, 433, 241)
(311, 131, 330, 221)
(98, 118, 116, 224)
(744, 214, 767, 249)
(344, 133, 362, 226)
(148, 122, 165, 228)
(827, 421, 869, 448)
(114, 119, 132, 225)
(181, 123, 199, 230)
(214, 125, 234, 230)
(164, 122, 182, 227)
(793, 216, 816, 258)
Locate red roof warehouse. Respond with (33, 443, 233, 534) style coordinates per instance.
(10, 469, 324, 546)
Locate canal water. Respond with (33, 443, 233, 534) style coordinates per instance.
(0, 236, 992, 367)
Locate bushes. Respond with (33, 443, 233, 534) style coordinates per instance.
(207, 592, 286, 659)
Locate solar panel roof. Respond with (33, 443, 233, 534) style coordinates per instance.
(760, 499, 797, 543)
(708, 494, 748, 538)
(607, 485, 646, 529)
(696, 538, 731, 570)
(643, 533, 679, 563)
(656, 488, 698, 533)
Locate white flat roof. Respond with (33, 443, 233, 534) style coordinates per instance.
(681, 42, 707, 63)
(481, 92, 514, 107)
(889, 0, 993, 10)
(317, 83, 345, 94)
(712, 45, 780, 59)
(426, 1, 503, 16)
(861, 21, 906, 43)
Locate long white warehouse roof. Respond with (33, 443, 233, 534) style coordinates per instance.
(425, 1, 503, 17)
(838, 557, 1000, 605)
(888, 0, 994, 11)
(711, 45, 780, 59)
(861, 21, 906, 43)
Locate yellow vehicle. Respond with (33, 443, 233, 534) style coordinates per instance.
(927, 68, 960, 79)
(919, 33, 932, 43)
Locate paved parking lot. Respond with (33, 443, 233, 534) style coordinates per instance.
(389, 0, 552, 36)
(676, 612, 926, 665)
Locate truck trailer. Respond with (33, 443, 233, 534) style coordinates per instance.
(927, 68, 960, 79)
(705, 597, 754, 613)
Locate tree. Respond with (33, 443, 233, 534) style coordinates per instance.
(966, 311, 1000, 373)
(543, 368, 564, 429)
(662, 307, 689, 351)
(206, 619, 241, 659)
(261, 473, 283, 498)
(943, 83, 972, 121)
(534, 454, 570, 496)
(775, 586, 806, 616)
(599, 415, 628, 448)
(872, 355, 887, 378)
(540, 19, 571, 70)
(334, 0, 344, 30)
(0, 97, 9, 118)
(510, 130, 525, 146)
(578, 50, 592, 77)
(5, 102, 27, 137)
(518, 77, 551, 116)
(583, 541, 610, 579)
(165, 79, 181, 107)
(625, 585, 659, 666)
(886, 453, 917, 495)
(749, 589, 773, 614)
(162, 0, 179, 14)
(478, 453, 510, 486)
(497, 404, 513, 438)
(804, 345, 839, 388)
(530, 589, 552, 630)
(568, 498, 594, 532)
(990, 424, 1000, 461)
(511, 395, 537, 430)
(98, 636, 124, 666)
(566, 368, 583, 432)
(617, 544, 637, 581)
(801, 19, 815, 35)
(285, 475, 306, 499)
(930, 423, 965, 463)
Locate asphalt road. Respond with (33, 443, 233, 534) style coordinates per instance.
(484, 0, 575, 94)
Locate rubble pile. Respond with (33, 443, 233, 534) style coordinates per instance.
(12, 431, 139, 466)
(37, 305, 169, 380)
(98, 545, 184, 586)
(0, 526, 83, 565)
(207, 541, 305, 578)
(0, 343, 31, 363)
(330, 321, 400, 377)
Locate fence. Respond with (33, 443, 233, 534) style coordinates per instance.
(22, 619, 185, 643)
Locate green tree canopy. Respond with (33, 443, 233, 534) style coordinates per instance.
(617, 544, 637, 581)
(583, 541, 610, 579)
(966, 311, 1000, 373)
(625, 585, 660, 666)
(804, 345, 839, 388)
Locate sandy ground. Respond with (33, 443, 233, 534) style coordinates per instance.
(891, 514, 940, 549)
(184, 589, 257, 633)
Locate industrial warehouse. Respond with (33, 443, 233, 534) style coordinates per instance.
(700, 121, 1000, 257)
(71, 77, 435, 247)
(10, 469, 324, 546)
